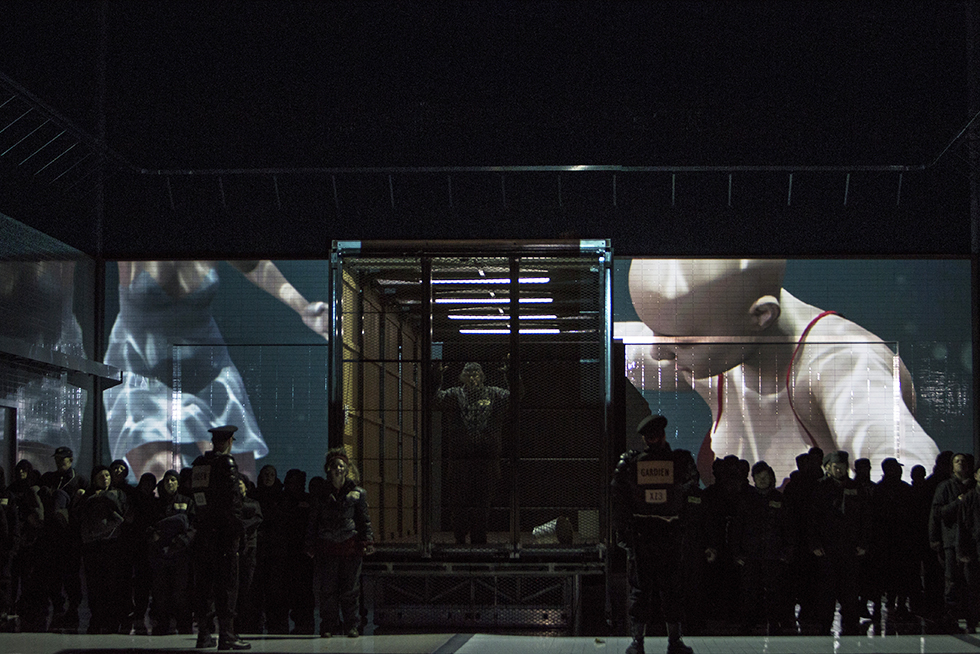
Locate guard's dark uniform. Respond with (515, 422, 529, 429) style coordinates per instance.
(808, 468, 870, 634)
(611, 424, 697, 654)
(191, 443, 245, 646)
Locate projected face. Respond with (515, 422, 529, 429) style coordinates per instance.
(629, 259, 784, 379)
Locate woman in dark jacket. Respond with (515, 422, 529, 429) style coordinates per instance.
(304, 449, 374, 638)
(247, 464, 283, 633)
(148, 469, 195, 635)
(0, 467, 20, 626)
(72, 464, 130, 634)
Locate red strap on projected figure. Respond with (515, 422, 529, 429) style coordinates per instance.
(711, 374, 725, 435)
(785, 310, 840, 448)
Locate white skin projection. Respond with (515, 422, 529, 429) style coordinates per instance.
(105, 260, 329, 483)
(619, 259, 940, 486)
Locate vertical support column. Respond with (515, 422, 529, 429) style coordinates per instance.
(397, 329, 404, 538)
(508, 257, 521, 553)
(92, 257, 107, 466)
(413, 334, 420, 539)
(379, 297, 387, 542)
(420, 257, 433, 556)
(356, 285, 365, 494)
(328, 248, 345, 449)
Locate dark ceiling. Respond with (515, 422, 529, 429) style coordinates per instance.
(0, 1, 975, 257)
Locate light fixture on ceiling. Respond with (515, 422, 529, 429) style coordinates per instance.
(459, 328, 561, 335)
(447, 314, 558, 320)
(435, 297, 553, 304)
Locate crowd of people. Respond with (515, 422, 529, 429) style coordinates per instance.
(0, 429, 374, 649)
(613, 413, 980, 654)
(0, 418, 975, 651)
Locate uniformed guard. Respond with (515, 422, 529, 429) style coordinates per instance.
(612, 414, 696, 654)
(191, 425, 250, 650)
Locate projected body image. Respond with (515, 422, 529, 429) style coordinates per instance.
(0, 259, 87, 469)
(618, 259, 970, 486)
(104, 260, 329, 481)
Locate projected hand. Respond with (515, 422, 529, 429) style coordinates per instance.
(301, 301, 330, 340)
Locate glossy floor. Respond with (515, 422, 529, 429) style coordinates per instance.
(2, 632, 980, 654)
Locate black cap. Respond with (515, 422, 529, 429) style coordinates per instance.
(208, 425, 238, 441)
(881, 457, 904, 471)
(823, 450, 849, 466)
(637, 414, 668, 437)
(53, 446, 73, 459)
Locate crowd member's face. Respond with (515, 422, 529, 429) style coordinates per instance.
(753, 469, 774, 490)
(56, 456, 72, 473)
(111, 463, 127, 483)
(164, 475, 179, 496)
(827, 462, 848, 480)
(238, 479, 247, 497)
(259, 466, 277, 487)
(94, 469, 111, 491)
(328, 459, 347, 489)
(953, 455, 969, 478)
(643, 429, 666, 449)
(18, 467, 28, 481)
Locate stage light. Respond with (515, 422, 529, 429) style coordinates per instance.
(447, 314, 557, 320)
(435, 297, 553, 304)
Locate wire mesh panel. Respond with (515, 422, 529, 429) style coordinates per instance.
(331, 241, 612, 554)
(511, 256, 605, 548)
(337, 258, 423, 545)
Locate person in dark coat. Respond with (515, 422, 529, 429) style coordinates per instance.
(235, 476, 262, 635)
(7, 460, 43, 631)
(781, 450, 823, 631)
(148, 469, 195, 635)
(72, 464, 131, 634)
(0, 467, 20, 629)
(611, 414, 697, 654)
(128, 472, 157, 634)
(305, 449, 374, 638)
(853, 458, 877, 619)
(247, 464, 283, 634)
(955, 462, 980, 633)
(730, 461, 792, 634)
(675, 455, 716, 635)
(922, 452, 955, 619)
(930, 452, 976, 631)
(871, 458, 916, 623)
(276, 468, 315, 634)
(700, 455, 742, 628)
(39, 446, 86, 632)
(808, 451, 870, 635)
(190, 425, 250, 650)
